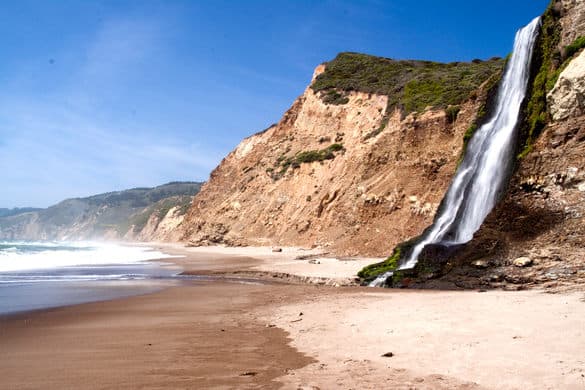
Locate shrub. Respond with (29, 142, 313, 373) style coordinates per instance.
(269, 144, 345, 180)
(321, 89, 350, 105)
(311, 52, 504, 116)
(445, 105, 461, 123)
(564, 35, 585, 59)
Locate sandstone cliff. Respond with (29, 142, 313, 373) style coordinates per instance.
(181, 55, 503, 256)
(179, 1, 585, 291)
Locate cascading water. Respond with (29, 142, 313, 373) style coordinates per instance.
(370, 16, 541, 287)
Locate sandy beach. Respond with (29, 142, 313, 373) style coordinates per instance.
(1, 244, 585, 389)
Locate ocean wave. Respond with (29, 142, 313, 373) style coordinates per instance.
(0, 242, 179, 273)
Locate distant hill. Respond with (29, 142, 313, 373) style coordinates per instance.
(0, 182, 202, 241)
(0, 208, 42, 218)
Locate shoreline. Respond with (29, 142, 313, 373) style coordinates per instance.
(148, 242, 382, 286)
(1, 242, 584, 389)
(0, 244, 325, 389)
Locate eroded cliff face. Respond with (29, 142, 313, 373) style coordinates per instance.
(181, 67, 493, 256)
(132, 205, 187, 242)
(559, 0, 585, 47)
(411, 0, 585, 290)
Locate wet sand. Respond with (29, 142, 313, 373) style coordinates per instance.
(0, 280, 316, 389)
(2, 244, 584, 389)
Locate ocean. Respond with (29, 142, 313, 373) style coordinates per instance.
(0, 241, 180, 315)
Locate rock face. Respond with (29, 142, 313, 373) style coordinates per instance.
(179, 2, 585, 290)
(133, 205, 188, 242)
(424, 1, 585, 291)
(180, 65, 497, 256)
(548, 49, 585, 120)
(559, 0, 585, 47)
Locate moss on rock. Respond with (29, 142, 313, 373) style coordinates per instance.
(357, 246, 401, 282)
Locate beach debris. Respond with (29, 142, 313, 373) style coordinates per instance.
(265, 324, 276, 328)
(382, 352, 394, 357)
(272, 247, 283, 252)
(308, 259, 321, 264)
(513, 257, 533, 267)
(240, 371, 257, 377)
(290, 318, 303, 323)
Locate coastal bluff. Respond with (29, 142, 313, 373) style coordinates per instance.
(178, 0, 585, 290)
(179, 53, 504, 257)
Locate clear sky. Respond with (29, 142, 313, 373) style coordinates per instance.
(0, 0, 549, 207)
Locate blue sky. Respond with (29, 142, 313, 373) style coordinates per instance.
(0, 0, 548, 207)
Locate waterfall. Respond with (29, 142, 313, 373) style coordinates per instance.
(370, 17, 541, 287)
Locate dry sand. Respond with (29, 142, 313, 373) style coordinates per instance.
(267, 289, 585, 389)
(151, 243, 380, 285)
(1, 243, 584, 389)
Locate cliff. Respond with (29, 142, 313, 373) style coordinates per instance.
(375, 0, 585, 290)
(448, 0, 585, 290)
(0, 182, 201, 241)
(178, 1, 585, 291)
(180, 54, 504, 256)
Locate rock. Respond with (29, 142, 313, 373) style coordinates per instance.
(548, 49, 585, 121)
(472, 260, 490, 269)
(513, 257, 533, 267)
(271, 247, 283, 252)
(382, 352, 394, 357)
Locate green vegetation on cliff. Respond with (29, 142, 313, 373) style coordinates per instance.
(520, 3, 561, 158)
(269, 144, 345, 180)
(311, 52, 505, 115)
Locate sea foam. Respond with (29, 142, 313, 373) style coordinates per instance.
(0, 241, 177, 273)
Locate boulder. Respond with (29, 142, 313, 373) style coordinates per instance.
(548, 49, 585, 121)
(513, 257, 534, 267)
(472, 260, 490, 269)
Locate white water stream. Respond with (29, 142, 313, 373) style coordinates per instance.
(371, 17, 542, 287)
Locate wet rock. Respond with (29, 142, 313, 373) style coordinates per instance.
(472, 260, 490, 269)
(513, 257, 533, 267)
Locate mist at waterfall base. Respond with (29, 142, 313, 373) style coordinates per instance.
(370, 16, 542, 287)
(0, 241, 179, 314)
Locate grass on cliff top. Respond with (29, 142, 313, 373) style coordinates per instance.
(311, 52, 505, 114)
